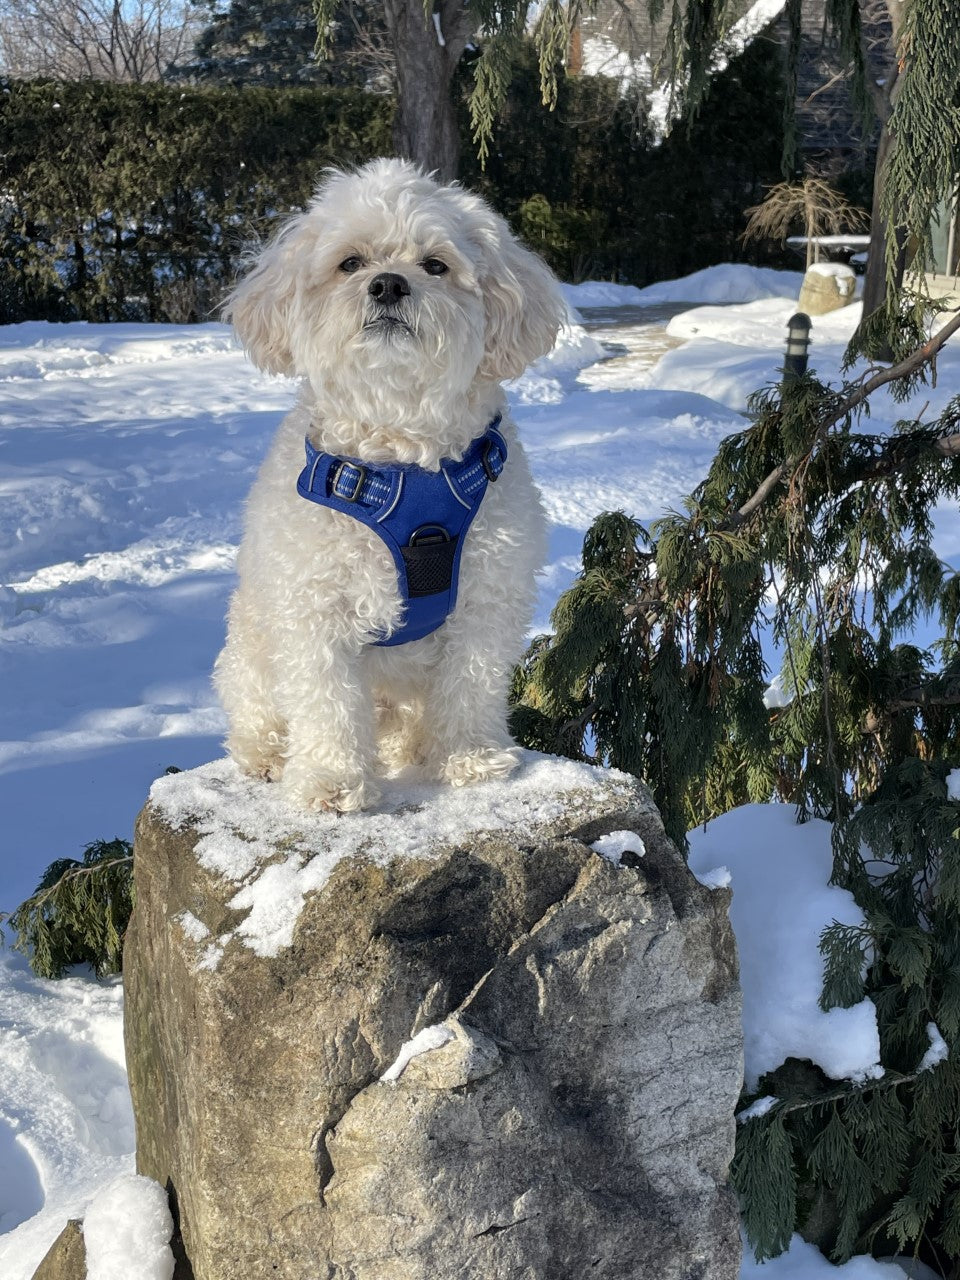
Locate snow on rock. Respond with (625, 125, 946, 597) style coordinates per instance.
(148, 752, 636, 960)
(590, 828, 646, 864)
(380, 1024, 456, 1082)
(695, 865, 732, 891)
(807, 262, 857, 296)
(687, 803, 882, 1089)
(83, 1174, 174, 1280)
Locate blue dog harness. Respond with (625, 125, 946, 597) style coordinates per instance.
(296, 416, 507, 646)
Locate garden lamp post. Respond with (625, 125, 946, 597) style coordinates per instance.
(784, 312, 812, 381)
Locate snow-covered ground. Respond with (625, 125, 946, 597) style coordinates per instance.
(2, 264, 957, 1278)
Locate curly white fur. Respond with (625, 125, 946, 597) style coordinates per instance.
(215, 158, 566, 812)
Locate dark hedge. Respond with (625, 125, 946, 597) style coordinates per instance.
(0, 42, 792, 324)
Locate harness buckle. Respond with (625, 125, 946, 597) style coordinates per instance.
(333, 461, 366, 502)
(482, 439, 503, 483)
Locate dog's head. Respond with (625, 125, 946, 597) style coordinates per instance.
(225, 159, 566, 429)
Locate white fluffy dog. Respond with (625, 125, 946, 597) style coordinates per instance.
(215, 158, 566, 812)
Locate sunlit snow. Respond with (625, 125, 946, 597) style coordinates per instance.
(2, 264, 957, 1279)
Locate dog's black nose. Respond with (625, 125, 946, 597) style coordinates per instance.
(368, 273, 410, 306)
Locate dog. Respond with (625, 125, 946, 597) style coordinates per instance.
(215, 158, 566, 812)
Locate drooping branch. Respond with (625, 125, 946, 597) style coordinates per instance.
(729, 309, 960, 529)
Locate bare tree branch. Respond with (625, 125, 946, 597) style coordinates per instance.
(0, 0, 202, 82)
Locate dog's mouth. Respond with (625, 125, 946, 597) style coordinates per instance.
(361, 313, 417, 338)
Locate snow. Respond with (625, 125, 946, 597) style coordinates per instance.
(0, 952, 135, 1278)
(150, 754, 634, 960)
(3, 260, 958, 1277)
(695, 864, 732, 890)
(564, 264, 805, 308)
(787, 234, 872, 248)
(740, 1234, 940, 1280)
(590, 828, 645, 864)
(666, 296, 858, 347)
(83, 1174, 174, 1280)
(737, 1096, 778, 1123)
(919, 1022, 949, 1072)
(578, 1, 786, 135)
(688, 804, 882, 1089)
(380, 1024, 455, 1082)
(806, 262, 857, 296)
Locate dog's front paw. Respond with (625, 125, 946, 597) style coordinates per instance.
(280, 762, 379, 813)
(439, 746, 521, 788)
(228, 732, 285, 783)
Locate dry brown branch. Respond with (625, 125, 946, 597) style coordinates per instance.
(742, 178, 869, 268)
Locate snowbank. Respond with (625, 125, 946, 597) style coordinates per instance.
(563, 265, 805, 310)
(666, 295, 861, 346)
(740, 1234, 938, 1280)
(0, 953, 135, 1279)
(688, 803, 882, 1088)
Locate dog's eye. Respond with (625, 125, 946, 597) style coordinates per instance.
(421, 258, 449, 276)
(338, 256, 364, 273)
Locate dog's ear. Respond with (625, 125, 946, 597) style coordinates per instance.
(222, 215, 311, 377)
(476, 222, 568, 382)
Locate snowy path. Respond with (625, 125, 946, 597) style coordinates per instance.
(577, 302, 688, 390)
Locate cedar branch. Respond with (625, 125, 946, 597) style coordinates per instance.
(729, 310, 960, 529)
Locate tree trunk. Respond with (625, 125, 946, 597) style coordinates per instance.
(859, 0, 907, 327)
(383, 0, 473, 179)
(860, 120, 907, 321)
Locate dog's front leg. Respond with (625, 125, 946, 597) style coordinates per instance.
(278, 638, 379, 813)
(423, 611, 521, 789)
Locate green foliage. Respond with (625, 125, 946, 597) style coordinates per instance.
(2, 840, 134, 979)
(510, 321, 960, 1269)
(734, 1051, 960, 1268)
(464, 35, 789, 288)
(0, 79, 393, 323)
(2, 41, 789, 324)
(176, 0, 383, 86)
(874, 0, 960, 300)
(732, 1110, 797, 1258)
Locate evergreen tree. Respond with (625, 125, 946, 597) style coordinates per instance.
(171, 0, 386, 87)
(510, 278, 960, 1271)
(2, 839, 134, 979)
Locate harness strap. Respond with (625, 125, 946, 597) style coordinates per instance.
(296, 416, 506, 646)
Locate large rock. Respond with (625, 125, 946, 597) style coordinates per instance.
(797, 262, 858, 315)
(124, 754, 743, 1280)
(30, 1220, 85, 1280)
